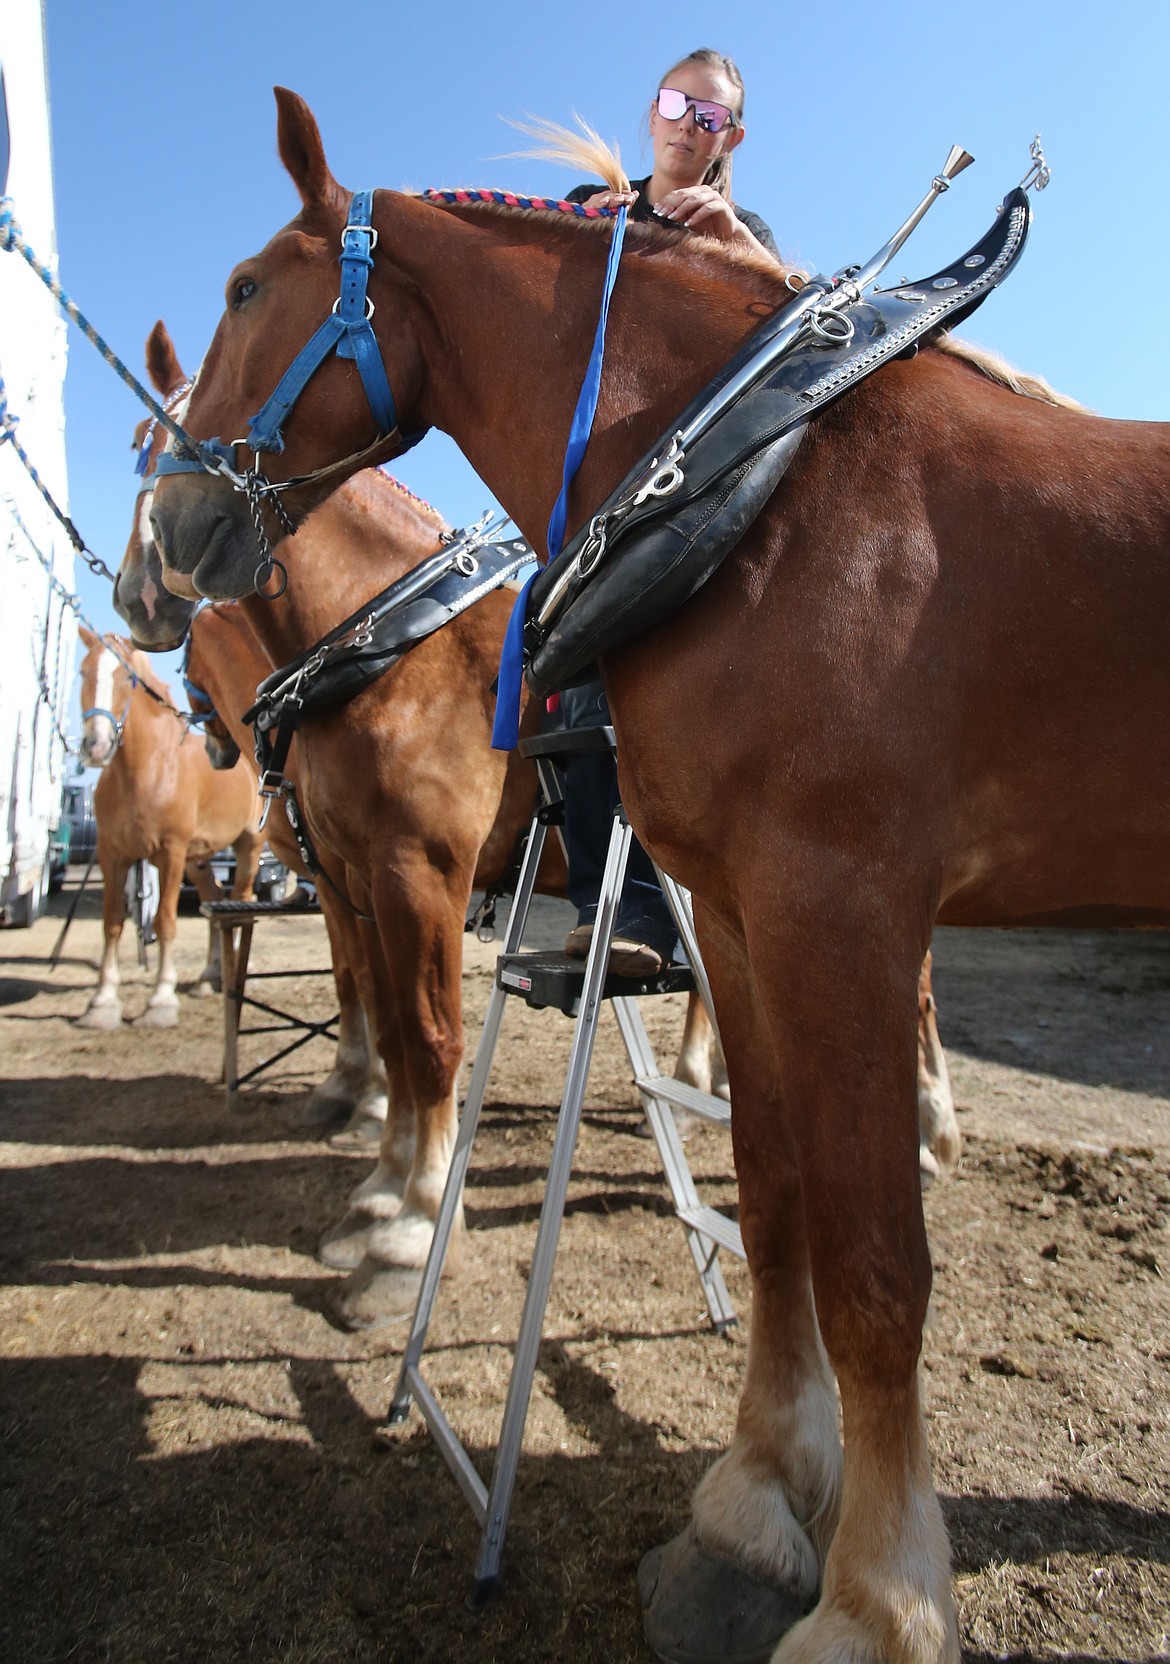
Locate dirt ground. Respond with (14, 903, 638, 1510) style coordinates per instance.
(1, 877, 1167, 1664)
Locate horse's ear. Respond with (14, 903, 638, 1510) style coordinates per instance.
(274, 87, 348, 218)
(145, 320, 185, 397)
(78, 623, 96, 647)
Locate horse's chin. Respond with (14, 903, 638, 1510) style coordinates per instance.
(114, 591, 192, 652)
(152, 489, 259, 601)
(160, 563, 203, 601)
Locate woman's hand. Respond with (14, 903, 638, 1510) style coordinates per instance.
(653, 184, 742, 240)
(577, 189, 638, 211)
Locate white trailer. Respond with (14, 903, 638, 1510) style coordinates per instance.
(0, 0, 75, 927)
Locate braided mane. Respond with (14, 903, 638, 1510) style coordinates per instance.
(106, 635, 174, 702)
(419, 126, 1082, 410)
(371, 467, 449, 531)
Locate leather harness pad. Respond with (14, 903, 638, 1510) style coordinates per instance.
(525, 187, 1032, 698)
(245, 538, 532, 731)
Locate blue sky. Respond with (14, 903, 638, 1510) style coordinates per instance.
(28, 0, 1170, 681)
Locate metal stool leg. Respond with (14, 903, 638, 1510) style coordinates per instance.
(222, 920, 251, 1112)
(390, 814, 552, 1431)
(470, 811, 634, 1600)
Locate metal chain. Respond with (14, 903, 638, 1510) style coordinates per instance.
(5, 499, 193, 730)
(245, 460, 294, 596)
(0, 374, 118, 582)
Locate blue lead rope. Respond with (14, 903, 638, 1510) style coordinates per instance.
(491, 204, 628, 750)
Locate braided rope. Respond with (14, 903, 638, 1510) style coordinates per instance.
(421, 187, 616, 218)
(0, 197, 219, 468)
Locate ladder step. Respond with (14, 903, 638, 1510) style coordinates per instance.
(634, 1074, 731, 1127)
(676, 1205, 745, 1259)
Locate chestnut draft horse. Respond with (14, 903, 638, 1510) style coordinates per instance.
(118, 324, 581, 1330)
(147, 93, 1170, 1664)
(184, 602, 392, 1137)
(76, 627, 264, 1029)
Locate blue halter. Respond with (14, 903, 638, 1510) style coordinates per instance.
(154, 191, 426, 483)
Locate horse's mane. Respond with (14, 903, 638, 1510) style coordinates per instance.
(932, 334, 1089, 413)
(369, 466, 449, 532)
(108, 635, 174, 702)
(422, 125, 1083, 411)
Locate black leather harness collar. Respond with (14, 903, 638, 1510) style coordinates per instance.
(524, 187, 1033, 698)
(242, 523, 532, 901)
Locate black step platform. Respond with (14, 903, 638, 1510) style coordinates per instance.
(496, 948, 694, 1016)
(202, 894, 320, 919)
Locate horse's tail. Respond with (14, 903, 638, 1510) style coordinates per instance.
(501, 114, 629, 196)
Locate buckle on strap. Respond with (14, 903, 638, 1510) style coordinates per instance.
(245, 189, 405, 456)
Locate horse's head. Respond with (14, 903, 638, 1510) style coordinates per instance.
(113, 322, 202, 648)
(77, 625, 136, 766)
(150, 89, 422, 600)
(184, 606, 243, 770)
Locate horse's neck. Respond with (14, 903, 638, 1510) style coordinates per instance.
(114, 680, 179, 773)
(377, 197, 779, 550)
(241, 477, 444, 666)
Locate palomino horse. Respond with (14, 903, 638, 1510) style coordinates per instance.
(76, 627, 264, 1028)
(146, 92, 1170, 1664)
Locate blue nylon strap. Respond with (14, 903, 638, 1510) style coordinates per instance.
(246, 190, 405, 454)
(491, 205, 628, 750)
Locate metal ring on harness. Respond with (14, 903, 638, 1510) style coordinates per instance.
(332, 295, 375, 320)
(808, 308, 855, 343)
(454, 549, 480, 577)
(254, 557, 289, 598)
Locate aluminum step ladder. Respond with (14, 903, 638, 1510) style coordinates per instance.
(388, 726, 743, 1603)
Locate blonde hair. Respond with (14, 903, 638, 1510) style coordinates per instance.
(657, 48, 746, 200)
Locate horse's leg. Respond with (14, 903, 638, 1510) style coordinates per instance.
(672, 990, 730, 1102)
(318, 901, 413, 1270)
(747, 881, 957, 1664)
(307, 875, 390, 1139)
(304, 882, 372, 1123)
(134, 842, 187, 1027)
(186, 856, 225, 997)
(335, 854, 466, 1329)
(916, 951, 959, 1185)
(77, 841, 129, 1028)
(642, 901, 840, 1662)
(230, 828, 263, 901)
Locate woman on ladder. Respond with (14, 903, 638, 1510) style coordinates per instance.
(554, 48, 782, 974)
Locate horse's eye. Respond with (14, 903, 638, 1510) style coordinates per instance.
(230, 277, 257, 311)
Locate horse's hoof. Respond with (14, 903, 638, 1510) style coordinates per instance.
(303, 1082, 357, 1127)
(187, 978, 219, 1000)
(919, 1144, 941, 1188)
(134, 1002, 179, 1029)
(318, 1214, 374, 1270)
(638, 1525, 811, 1664)
(76, 1002, 122, 1031)
(328, 1112, 387, 1150)
(335, 1259, 424, 1331)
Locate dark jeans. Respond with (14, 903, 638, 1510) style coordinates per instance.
(557, 680, 678, 962)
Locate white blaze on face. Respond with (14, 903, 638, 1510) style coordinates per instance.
(82, 645, 121, 765)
